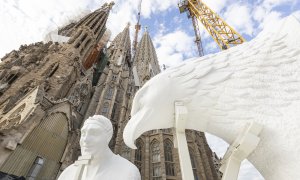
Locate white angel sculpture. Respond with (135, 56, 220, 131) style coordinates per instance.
(124, 15, 300, 180)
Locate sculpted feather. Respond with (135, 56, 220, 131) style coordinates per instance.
(124, 15, 300, 179)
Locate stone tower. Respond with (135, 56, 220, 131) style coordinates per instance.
(0, 2, 221, 180)
(111, 29, 221, 180)
(132, 28, 160, 86)
(102, 29, 220, 180)
(0, 2, 113, 179)
(84, 23, 132, 149)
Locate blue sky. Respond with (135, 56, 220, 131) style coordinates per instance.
(110, 0, 300, 67)
(1, 0, 300, 179)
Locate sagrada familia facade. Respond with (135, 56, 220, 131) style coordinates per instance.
(0, 2, 221, 180)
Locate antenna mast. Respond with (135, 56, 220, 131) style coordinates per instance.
(133, 0, 142, 55)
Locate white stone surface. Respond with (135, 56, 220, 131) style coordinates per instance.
(59, 115, 140, 180)
(123, 15, 300, 180)
(174, 101, 195, 180)
(220, 122, 263, 180)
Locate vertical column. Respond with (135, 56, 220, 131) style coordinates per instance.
(113, 94, 128, 154)
(192, 132, 207, 180)
(95, 68, 113, 114)
(173, 144, 183, 180)
(144, 136, 150, 180)
(198, 133, 214, 179)
(83, 68, 108, 120)
(159, 133, 166, 179)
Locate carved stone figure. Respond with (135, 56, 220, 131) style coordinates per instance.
(58, 115, 141, 180)
(124, 15, 300, 180)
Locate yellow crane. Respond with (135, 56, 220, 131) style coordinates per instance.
(179, 0, 246, 56)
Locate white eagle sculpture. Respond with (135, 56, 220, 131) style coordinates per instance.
(123, 15, 300, 180)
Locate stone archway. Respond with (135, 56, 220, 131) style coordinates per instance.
(0, 112, 69, 179)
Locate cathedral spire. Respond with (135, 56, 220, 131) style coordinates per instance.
(63, 2, 114, 70)
(106, 24, 131, 67)
(126, 22, 131, 28)
(132, 28, 160, 86)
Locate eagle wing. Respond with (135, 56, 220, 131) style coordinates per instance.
(124, 15, 300, 150)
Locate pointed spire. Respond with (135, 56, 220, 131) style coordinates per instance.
(96, 1, 115, 12)
(74, 1, 112, 32)
(108, 1, 115, 9)
(133, 26, 160, 86)
(109, 24, 131, 56)
(144, 26, 148, 34)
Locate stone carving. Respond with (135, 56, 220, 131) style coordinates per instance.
(0, 103, 26, 129)
(124, 15, 300, 180)
(67, 71, 92, 112)
(1, 80, 36, 113)
(58, 115, 140, 180)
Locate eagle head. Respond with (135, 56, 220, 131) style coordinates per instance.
(123, 72, 176, 148)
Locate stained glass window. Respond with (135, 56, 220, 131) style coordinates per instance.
(151, 140, 161, 180)
(164, 139, 175, 176)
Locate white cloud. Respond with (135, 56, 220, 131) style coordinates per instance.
(141, 0, 176, 18)
(262, 0, 294, 10)
(251, 0, 298, 35)
(258, 11, 284, 31)
(253, 6, 267, 22)
(106, 0, 138, 40)
(199, 0, 298, 41)
(202, 0, 229, 13)
(0, 0, 178, 58)
(224, 3, 255, 36)
(153, 30, 196, 67)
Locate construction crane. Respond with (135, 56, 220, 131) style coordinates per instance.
(179, 0, 246, 56)
(133, 0, 143, 55)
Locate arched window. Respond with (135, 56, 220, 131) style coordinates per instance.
(80, 39, 91, 55)
(105, 87, 114, 100)
(134, 139, 143, 173)
(150, 68, 154, 77)
(121, 143, 131, 160)
(68, 29, 82, 44)
(151, 140, 161, 180)
(164, 139, 175, 176)
(101, 102, 109, 117)
(45, 63, 59, 78)
(123, 62, 129, 71)
(189, 148, 199, 180)
(6, 73, 19, 85)
(151, 141, 160, 162)
(75, 33, 88, 48)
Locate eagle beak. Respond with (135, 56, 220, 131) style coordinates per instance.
(123, 107, 152, 149)
(123, 118, 138, 149)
